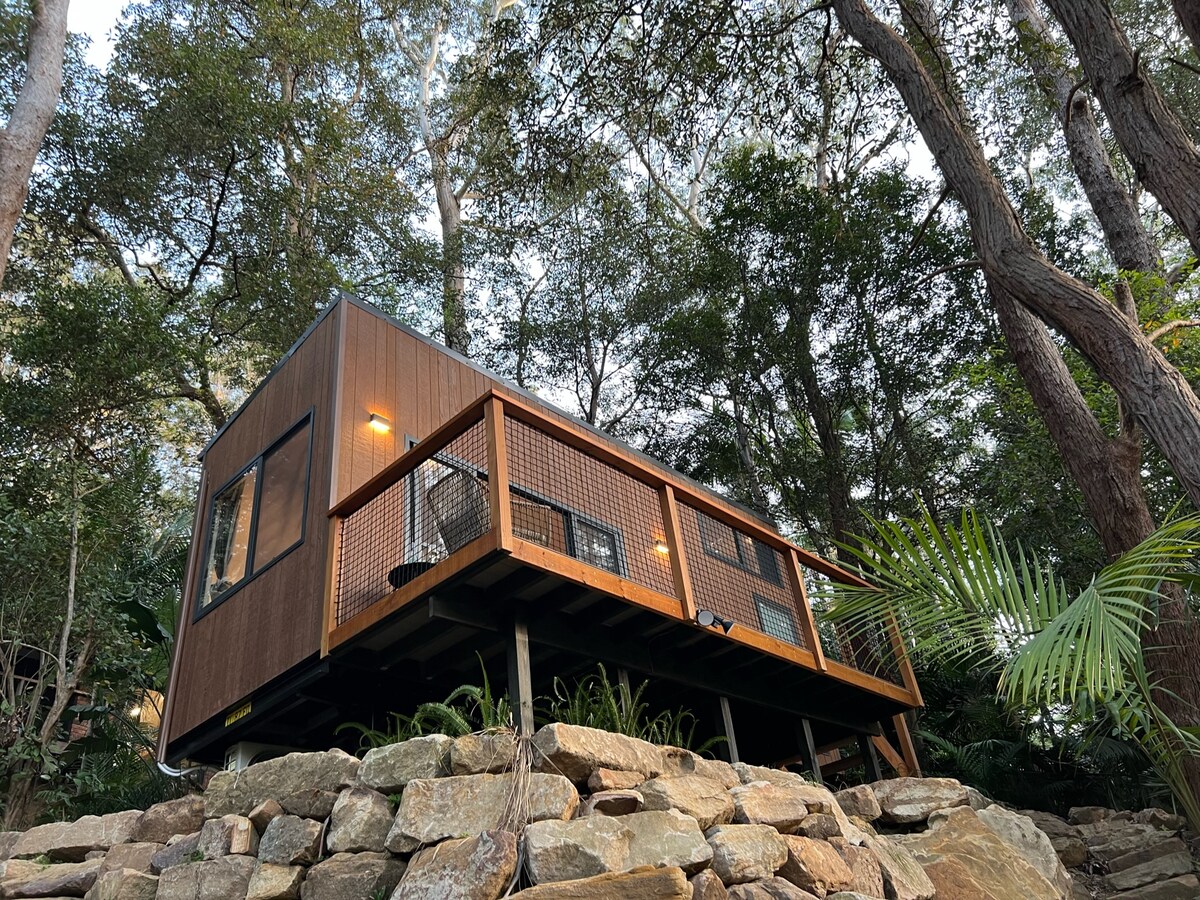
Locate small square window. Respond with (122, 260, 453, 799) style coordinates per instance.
(756, 595, 800, 645)
(574, 519, 621, 574)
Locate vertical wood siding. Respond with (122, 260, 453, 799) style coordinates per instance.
(165, 312, 339, 744)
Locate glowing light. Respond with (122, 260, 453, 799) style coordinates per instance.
(654, 540, 670, 555)
(368, 413, 391, 433)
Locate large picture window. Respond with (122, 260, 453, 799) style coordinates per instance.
(198, 415, 312, 614)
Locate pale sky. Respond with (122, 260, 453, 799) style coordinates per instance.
(69, 0, 124, 68)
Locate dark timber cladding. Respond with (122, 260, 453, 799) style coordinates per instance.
(160, 294, 922, 767)
(161, 309, 338, 747)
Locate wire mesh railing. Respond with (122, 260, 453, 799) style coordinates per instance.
(334, 416, 490, 627)
(504, 413, 677, 598)
(327, 391, 914, 698)
(680, 502, 810, 652)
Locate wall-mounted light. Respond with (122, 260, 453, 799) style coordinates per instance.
(368, 413, 392, 433)
(696, 609, 734, 634)
(654, 539, 670, 555)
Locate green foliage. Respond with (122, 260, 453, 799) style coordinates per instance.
(338, 655, 512, 749)
(823, 505, 1200, 825)
(537, 664, 725, 755)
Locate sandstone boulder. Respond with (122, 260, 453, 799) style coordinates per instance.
(326, 787, 393, 853)
(392, 830, 518, 899)
(869, 777, 968, 825)
(524, 814, 634, 883)
(155, 855, 256, 900)
(640, 775, 735, 830)
(833, 842, 885, 898)
(450, 731, 517, 775)
(796, 814, 842, 841)
(386, 772, 578, 853)
(357, 735, 453, 794)
(197, 814, 258, 859)
(97, 842, 161, 876)
(732, 764, 809, 788)
(834, 786, 882, 822)
(0, 832, 19, 862)
(687, 757, 741, 790)
(731, 782, 832, 833)
(727, 876, 821, 899)
(860, 835, 935, 900)
(975, 804, 1073, 898)
(533, 724, 671, 783)
(249, 799, 286, 834)
(901, 806, 1058, 899)
(1132, 808, 1188, 832)
(1068, 806, 1113, 825)
(258, 815, 323, 866)
(587, 768, 644, 792)
(11, 811, 140, 862)
(1111, 874, 1200, 899)
(129, 796, 204, 844)
(777, 835, 854, 896)
(691, 869, 732, 899)
(579, 790, 643, 817)
(280, 789, 339, 820)
(82, 867, 158, 900)
(622, 809, 714, 874)
(517, 865, 691, 898)
(1104, 846, 1193, 892)
(1, 858, 102, 898)
(705, 824, 788, 885)
(300, 851, 405, 900)
(246, 862, 304, 900)
(205, 749, 360, 817)
(148, 832, 200, 874)
(1052, 836, 1088, 868)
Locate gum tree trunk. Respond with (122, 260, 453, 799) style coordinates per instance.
(831, 0, 1200, 511)
(1043, 0, 1200, 257)
(0, 0, 70, 287)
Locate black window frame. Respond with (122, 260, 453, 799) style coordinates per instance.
(755, 593, 800, 645)
(697, 511, 783, 586)
(194, 410, 314, 621)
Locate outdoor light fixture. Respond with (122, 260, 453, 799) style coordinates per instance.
(368, 413, 392, 433)
(654, 539, 670, 554)
(696, 609, 734, 634)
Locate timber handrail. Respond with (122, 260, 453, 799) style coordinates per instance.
(324, 389, 918, 706)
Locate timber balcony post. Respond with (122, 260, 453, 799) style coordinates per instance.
(658, 484, 695, 621)
(484, 394, 512, 552)
(788, 548, 827, 672)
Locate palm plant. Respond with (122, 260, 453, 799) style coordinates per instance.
(820, 506, 1200, 827)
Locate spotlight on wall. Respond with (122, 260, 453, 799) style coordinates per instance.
(654, 539, 670, 555)
(696, 609, 734, 634)
(368, 413, 392, 433)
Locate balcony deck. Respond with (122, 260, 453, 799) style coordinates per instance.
(309, 389, 919, 768)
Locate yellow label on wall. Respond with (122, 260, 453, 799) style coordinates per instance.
(225, 702, 252, 727)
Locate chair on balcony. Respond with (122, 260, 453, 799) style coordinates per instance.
(426, 467, 490, 554)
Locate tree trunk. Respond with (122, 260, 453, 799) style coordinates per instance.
(1043, 0, 1200, 258)
(832, 0, 1200, 510)
(1174, 0, 1200, 57)
(0, 0, 70, 287)
(991, 285, 1154, 556)
(432, 147, 470, 354)
(1006, 0, 1162, 276)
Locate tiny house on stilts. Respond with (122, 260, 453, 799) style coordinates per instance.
(157, 295, 922, 779)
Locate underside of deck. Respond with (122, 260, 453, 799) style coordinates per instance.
(166, 550, 914, 774)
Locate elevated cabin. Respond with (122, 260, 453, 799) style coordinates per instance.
(159, 295, 922, 778)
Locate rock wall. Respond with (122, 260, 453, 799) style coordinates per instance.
(0, 724, 1193, 899)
